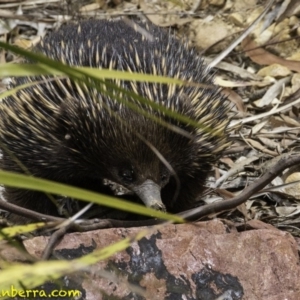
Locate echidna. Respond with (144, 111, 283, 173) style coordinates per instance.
(0, 18, 231, 222)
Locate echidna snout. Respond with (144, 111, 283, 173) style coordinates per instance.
(133, 180, 166, 211)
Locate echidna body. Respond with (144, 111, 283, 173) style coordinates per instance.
(0, 19, 231, 221)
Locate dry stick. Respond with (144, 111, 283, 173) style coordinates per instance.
(182, 153, 300, 221)
(0, 199, 63, 222)
(0, 196, 163, 229)
(42, 223, 73, 260)
(77, 218, 163, 232)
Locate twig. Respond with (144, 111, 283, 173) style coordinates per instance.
(0, 199, 63, 222)
(182, 153, 300, 220)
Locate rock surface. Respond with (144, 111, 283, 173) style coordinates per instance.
(3, 219, 300, 299)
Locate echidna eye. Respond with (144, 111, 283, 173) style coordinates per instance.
(160, 170, 169, 184)
(119, 169, 135, 183)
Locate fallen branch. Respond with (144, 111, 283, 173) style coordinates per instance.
(182, 153, 300, 220)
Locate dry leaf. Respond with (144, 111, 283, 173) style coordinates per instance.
(242, 37, 300, 73)
(257, 64, 291, 77)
